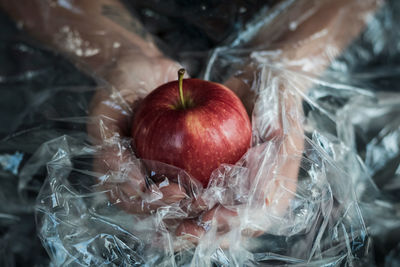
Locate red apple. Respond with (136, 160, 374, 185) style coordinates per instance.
(131, 69, 252, 187)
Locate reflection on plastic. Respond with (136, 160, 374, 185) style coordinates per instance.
(0, 152, 23, 175)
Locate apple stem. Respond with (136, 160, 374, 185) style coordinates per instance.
(178, 68, 186, 109)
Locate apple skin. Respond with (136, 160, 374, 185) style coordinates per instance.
(131, 78, 252, 187)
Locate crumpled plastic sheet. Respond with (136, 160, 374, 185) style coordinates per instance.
(1, 0, 400, 266)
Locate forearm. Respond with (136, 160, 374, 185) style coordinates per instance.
(250, 0, 380, 71)
(231, 0, 380, 92)
(1, 0, 182, 142)
(279, 0, 379, 74)
(0, 0, 163, 79)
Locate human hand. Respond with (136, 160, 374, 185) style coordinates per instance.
(175, 69, 305, 246)
(87, 48, 304, 250)
(88, 52, 202, 214)
(173, 0, 380, 244)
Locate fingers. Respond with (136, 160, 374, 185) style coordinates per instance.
(105, 184, 187, 214)
(175, 220, 206, 245)
(102, 179, 189, 214)
(93, 146, 147, 213)
(201, 205, 238, 233)
(156, 181, 188, 205)
(175, 205, 238, 242)
(224, 70, 256, 116)
(94, 146, 189, 214)
(187, 196, 207, 215)
(174, 204, 265, 252)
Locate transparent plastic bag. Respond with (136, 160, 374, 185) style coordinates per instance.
(1, 0, 400, 266)
(33, 61, 375, 266)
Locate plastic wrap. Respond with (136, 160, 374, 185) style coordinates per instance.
(34, 68, 372, 266)
(1, 0, 400, 266)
